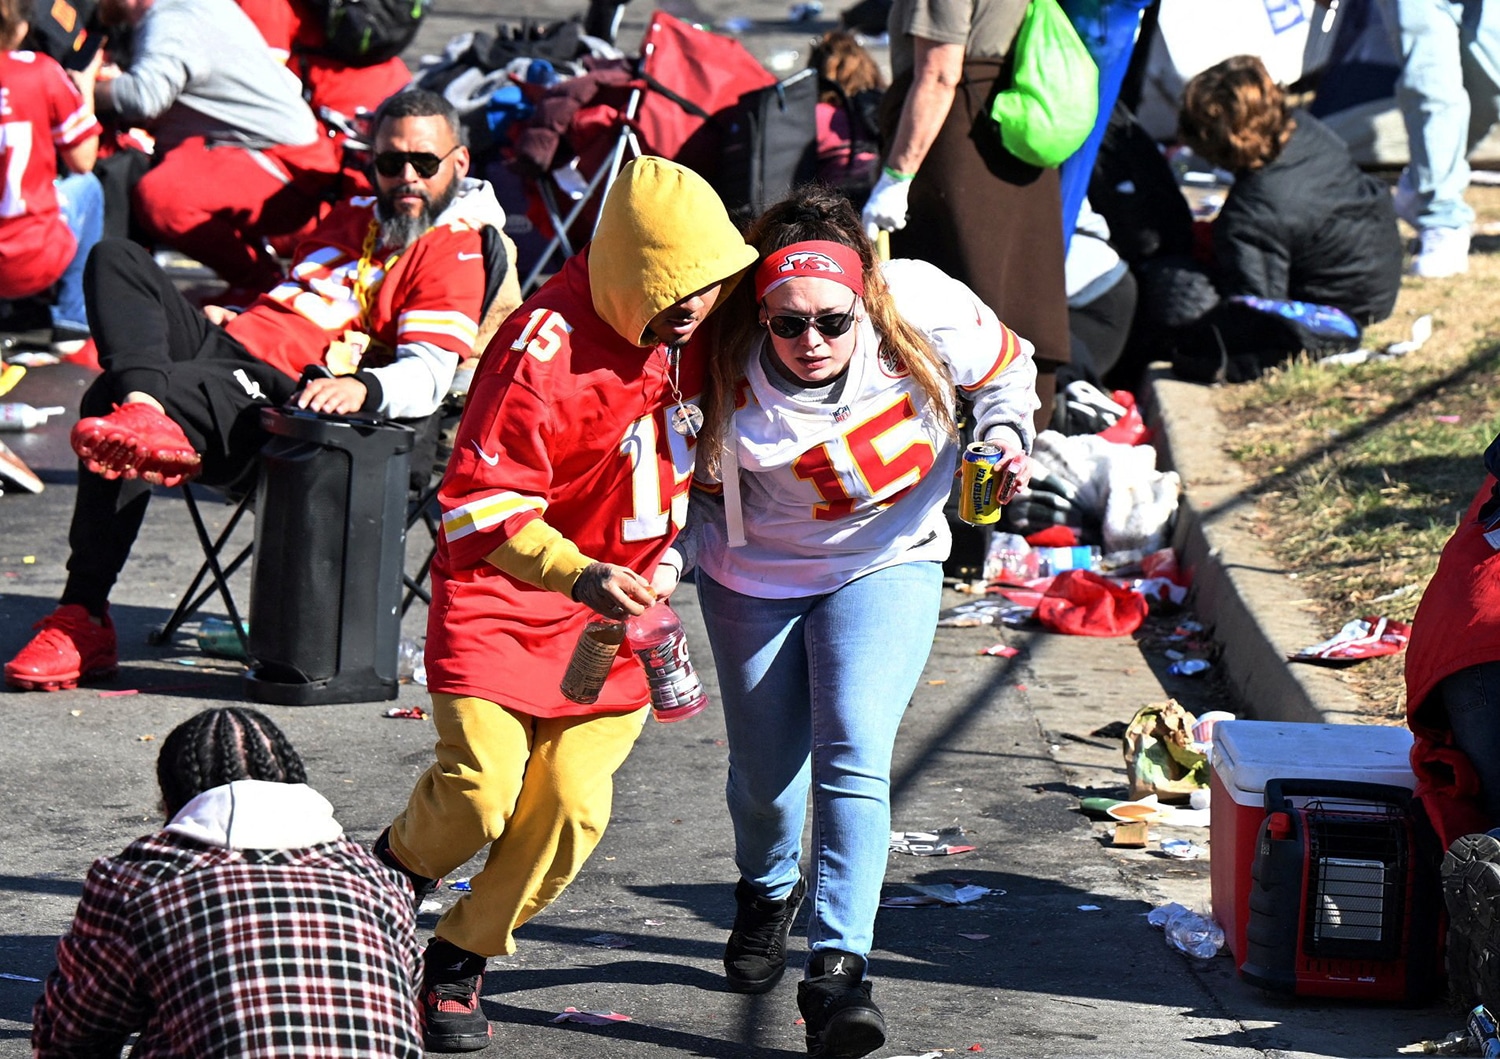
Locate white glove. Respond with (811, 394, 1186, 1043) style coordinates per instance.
(862, 169, 914, 240)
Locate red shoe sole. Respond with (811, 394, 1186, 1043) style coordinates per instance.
(72, 418, 200, 482)
(5, 663, 118, 692)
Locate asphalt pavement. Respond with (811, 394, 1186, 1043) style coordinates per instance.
(0, 1, 1467, 1055)
(0, 367, 1460, 1059)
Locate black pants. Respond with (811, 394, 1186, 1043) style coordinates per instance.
(63, 240, 298, 614)
(1069, 269, 1139, 384)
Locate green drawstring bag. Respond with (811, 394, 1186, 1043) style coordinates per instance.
(988, 0, 1099, 168)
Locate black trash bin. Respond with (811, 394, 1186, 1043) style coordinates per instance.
(245, 406, 414, 705)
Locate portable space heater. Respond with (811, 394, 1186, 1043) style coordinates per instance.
(1240, 779, 1440, 1001)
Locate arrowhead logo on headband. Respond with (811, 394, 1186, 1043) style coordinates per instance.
(777, 250, 845, 274)
(754, 239, 865, 301)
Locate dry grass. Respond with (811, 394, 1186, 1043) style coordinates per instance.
(1215, 185, 1500, 721)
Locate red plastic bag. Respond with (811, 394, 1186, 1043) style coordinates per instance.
(1097, 390, 1151, 447)
(1036, 569, 1148, 637)
(1140, 548, 1184, 585)
(1025, 525, 1079, 548)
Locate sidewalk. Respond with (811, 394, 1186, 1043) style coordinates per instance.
(1145, 366, 1370, 725)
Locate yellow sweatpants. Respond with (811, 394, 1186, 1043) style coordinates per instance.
(387, 693, 648, 956)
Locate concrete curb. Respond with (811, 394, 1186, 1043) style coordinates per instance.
(1143, 365, 1371, 725)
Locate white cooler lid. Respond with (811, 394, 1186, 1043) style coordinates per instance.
(1210, 720, 1415, 806)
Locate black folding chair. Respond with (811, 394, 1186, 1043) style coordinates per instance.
(147, 225, 513, 653)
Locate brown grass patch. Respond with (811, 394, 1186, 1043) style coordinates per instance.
(1214, 185, 1500, 721)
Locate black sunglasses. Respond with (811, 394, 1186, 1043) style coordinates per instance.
(372, 145, 459, 178)
(764, 298, 859, 340)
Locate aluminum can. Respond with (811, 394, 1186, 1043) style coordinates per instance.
(197, 616, 249, 660)
(959, 441, 1015, 526)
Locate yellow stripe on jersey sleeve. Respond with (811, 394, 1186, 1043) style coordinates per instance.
(959, 323, 1021, 393)
(399, 309, 479, 348)
(441, 492, 547, 542)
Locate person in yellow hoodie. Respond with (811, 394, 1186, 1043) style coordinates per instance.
(372, 156, 756, 1053)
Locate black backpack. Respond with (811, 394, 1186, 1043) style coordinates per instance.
(713, 68, 820, 217)
(310, 0, 428, 67)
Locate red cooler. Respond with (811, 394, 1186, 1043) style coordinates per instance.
(1209, 720, 1415, 963)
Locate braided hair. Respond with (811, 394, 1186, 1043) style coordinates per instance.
(157, 708, 308, 818)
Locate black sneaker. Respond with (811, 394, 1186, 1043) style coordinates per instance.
(723, 874, 807, 993)
(374, 827, 438, 911)
(1444, 832, 1500, 1008)
(796, 950, 886, 1059)
(422, 939, 492, 1053)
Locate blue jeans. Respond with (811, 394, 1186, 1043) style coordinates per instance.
(1376, 0, 1500, 229)
(696, 561, 943, 962)
(53, 172, 104, 334)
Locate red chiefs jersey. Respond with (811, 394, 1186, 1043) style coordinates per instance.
(225, 195, 484, 381)
(425, 248, 702, 718)
(0, 50, 101, 297)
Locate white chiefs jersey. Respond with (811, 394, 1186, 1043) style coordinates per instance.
(694, 258, 1037, 598)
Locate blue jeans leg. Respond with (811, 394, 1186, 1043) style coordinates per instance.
(698, 562, 943, 961)
(1377, 0, 1500, 229)
(52, 172, 104, 334)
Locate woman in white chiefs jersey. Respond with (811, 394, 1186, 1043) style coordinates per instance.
(687, 185, 1039, 1058)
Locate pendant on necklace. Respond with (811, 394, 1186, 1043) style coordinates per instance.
(670, 402, 704, 437)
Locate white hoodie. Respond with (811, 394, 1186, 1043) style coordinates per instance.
(165, 780, 343, 850)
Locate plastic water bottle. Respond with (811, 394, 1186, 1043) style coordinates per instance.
(1469, 1004, 1500, 1058)
(984, 531, 1036, 582)
(1163, 907, 1225, 959)
(1033, 544, 1102, 576)
(624, 602, 708, 722)
(0, 403, 65, 431)
(397, 637, 427, 685)
(559, 616, 625, 704)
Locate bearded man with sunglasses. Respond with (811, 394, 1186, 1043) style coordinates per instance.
(4, 88, 507, 692)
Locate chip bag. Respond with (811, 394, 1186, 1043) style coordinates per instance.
(1122, 699, 1207, 802)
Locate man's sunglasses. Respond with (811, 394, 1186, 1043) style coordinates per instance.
(763, 299, 858, 340)
(372, 145, 459, 179)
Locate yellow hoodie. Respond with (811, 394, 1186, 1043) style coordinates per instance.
(588, 156, 757, 346)
(485, 156, 755, 596)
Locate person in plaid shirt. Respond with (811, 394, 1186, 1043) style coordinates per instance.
(32, 707, 423, 1058)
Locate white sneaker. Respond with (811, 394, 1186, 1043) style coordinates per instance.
(1410, 226, 1470, 279)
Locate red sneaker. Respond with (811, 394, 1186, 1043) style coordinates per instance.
(61, 337, 100, 372)
(5, 605, 119, 691)
(71, 402, 201, 487)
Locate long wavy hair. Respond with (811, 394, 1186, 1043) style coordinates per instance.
(809, 29, 886, 105)
(698, 185, 955, 475)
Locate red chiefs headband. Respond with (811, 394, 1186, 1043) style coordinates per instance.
(753, 240, 865, 302)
